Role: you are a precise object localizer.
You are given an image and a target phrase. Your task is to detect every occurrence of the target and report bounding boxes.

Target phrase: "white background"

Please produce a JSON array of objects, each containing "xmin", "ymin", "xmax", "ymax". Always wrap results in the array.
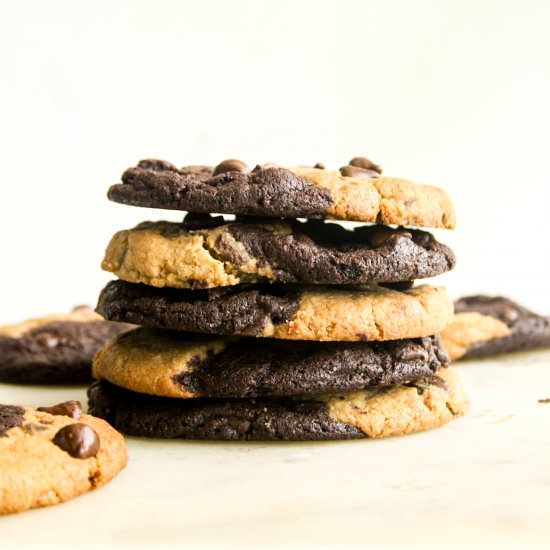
[{"xmin": 1, "ymin": 0, "xmax": 549, "ymax": 324}]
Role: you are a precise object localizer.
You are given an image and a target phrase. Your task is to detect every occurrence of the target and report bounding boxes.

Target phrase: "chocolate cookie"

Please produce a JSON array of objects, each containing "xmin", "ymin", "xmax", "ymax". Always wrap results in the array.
[
  {"xmin": 88, "ymin": 367, "xmax": 467, "ymax": 441},
  {"xmin": 0, "ymin": 307, "xmax": 133, "ymax": 384},
  {"xmin": 102, "ymin": 217, "xmax": 455, "ymax": 289},
  {"xmin": 93, "ymin": 327, "xmax": 450, "ymax": 398},
  {"xmin": 97, "ymin": 281, "xmax": 453, "ymax": 342},
  {"xmin": 0, "ymin": 400, "xmax": 127, "ymax": 514},
  {"xmin": 107, "ymin": 158, "xmax": 456, "ymax": 229},
  {"xmin": 442, "ymin": 296, "xmax": 550, "ymax": 360}
]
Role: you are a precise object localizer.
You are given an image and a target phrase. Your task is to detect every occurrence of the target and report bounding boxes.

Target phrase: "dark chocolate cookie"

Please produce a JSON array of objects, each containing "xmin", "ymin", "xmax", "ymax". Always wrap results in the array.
[
  {"xmin": 442, "ymin": 296, "xmax": 550, "ymax": 360},
  {"xmin": 87, "ymin": 367, "xmax": 467, "ymax": 441},
  {"xmin": 107, "ymin": 159, "xmax": 456, "ymax": 229},
  {"xmin": 93, "ymin": 327, "xmax": 450, "ymax": 398},
  {"xmin": 102, "ymin": 217, "xmax": 455, "ymax": 288},
  {"xmin": 0, "ymin": 307, "xmax": 134, "ymax": 384},
  {"xmin": 96, "ymin": 280, "xmax": 453, "ymax": 342}
]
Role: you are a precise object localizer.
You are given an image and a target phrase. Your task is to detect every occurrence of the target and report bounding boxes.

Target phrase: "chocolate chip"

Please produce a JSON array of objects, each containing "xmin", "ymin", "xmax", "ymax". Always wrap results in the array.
[
  {"xmin": 38, "ymin": 401, "xmax": 82, "ymax": 420},
  {"xmin": 369, "ymin": 226, "xmax": 412, "ymax": 248},
  {"xmin": 339, "ymin": 165, "xmax": 379, "ymax": 179},
  {"xmin": 349, "ymin": 156, "xmax": 382, "ymax": 174},
  {"xmin": 35, "ymin": 333, "xmax": 59, "ymax": 348},
  {"xmin": 501, "ymin": 305, "xmax": 520, "ymax": 325},
  {"xmin": 212, "ymin": 159, "xmax": 249, "ymax": 176},
  {"xmin": 182, "ymin": 165, "xmax": 210, "ymax": 174},
  {"xmin": 413, "ymin": 231, "xmax": 436, "ymax": 248},
  {"xmin": 182, "ymin": 213, "xmax": 226, "ymax": 230},
  {"xmin": 405, "ymin": 375, "xmax": 448, "ymax": 395},
  {"xmin": 138, "ymin": 159, "xmax": 178, "ymax": 172},
  {"xmin": 399, "ymin": 347, "xmax": 429, "ymax": 363},
  {"xmin": 52, "ymin": 423, "xmax": 100, "ymax": 459},
  {"xmin": 313, "ymin": 162, "xmax": 325, "ymax": 169}
]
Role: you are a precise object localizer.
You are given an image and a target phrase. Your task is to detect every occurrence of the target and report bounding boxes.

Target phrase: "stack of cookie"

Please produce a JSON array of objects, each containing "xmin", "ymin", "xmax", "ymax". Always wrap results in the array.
[{"xmin": 88, "ymin": 157, "xmax": 468, "ymax": 441}]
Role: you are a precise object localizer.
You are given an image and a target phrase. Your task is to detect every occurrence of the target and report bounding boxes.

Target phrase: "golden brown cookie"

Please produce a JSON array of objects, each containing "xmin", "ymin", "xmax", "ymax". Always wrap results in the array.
[
  {"xmin": 0, "ymin": 400, "xmax": 127, "ymax": 514},
  {"xmin": 101, "ymin": 218, "xmax": 455, "ymax": 289},
  {"xmin": 97, "ymin": 281, "xmax": 454, "ymax": 342},
  {"xmin": 107, "ymin": 158, "xmax": 456, "ymax": 229},
  {"xmin": 87, "ymin": 367, "xmax": 468, "ymax": 441}
]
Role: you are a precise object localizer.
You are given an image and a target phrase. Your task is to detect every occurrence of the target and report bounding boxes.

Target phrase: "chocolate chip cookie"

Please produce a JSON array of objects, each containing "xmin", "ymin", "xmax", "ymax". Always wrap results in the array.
[
  {"xmin": 0, "ymin": 400, "xmax": 127, "ymax": 514},
  {"xmin": 102, "ymin": 217, "xmax": 455, "ymax": 289},
  {"xmin": 442, "ymin": 295, "xmax": 550, "ymax": 360},
  {"xmin": 0, "ymin": 307, "xmax": 133, "ymax": 384},
  {"xmin": 93, "ymin": 327, "xmax": 450, "ymax": 398},
  {"xmin": 107, "ymin": 158, "xmax": 456, "ymax": 229},
  {"xmin": 87, "ymin": 367, "xmax": 467, "ymax": 441},
  {"xmin": 97, "ymin": 281, "xmax": 454, "ymax": 342}
]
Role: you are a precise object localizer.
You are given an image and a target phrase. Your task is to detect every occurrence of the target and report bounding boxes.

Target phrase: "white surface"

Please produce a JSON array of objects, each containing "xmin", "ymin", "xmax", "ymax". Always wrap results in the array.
[
  {"xmin": 1, "ymin": 351, "xmax": 549, "ymax": 549},
  {"xmin": 1, "ymin": 0, "xmax": 550, "ymax": 323}
]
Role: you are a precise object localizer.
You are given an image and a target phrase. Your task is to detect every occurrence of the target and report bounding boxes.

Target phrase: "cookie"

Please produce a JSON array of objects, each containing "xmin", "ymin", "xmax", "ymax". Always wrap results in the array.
[
  {"xmin": 442, "ymin": 296, "xmax": 550, "ymax": 360},
  {"xmin": 0, "ymin": 400, "xmax": 127, "ymax": 514},
  {"xmin": 93, "ymin": 327, "xmax": 450, "ymax": 398},
  {"xmin": 102, "ymin": 217, "xmax": 455, "ymax": 289},
  {"xmin": 97, "ymin": 281, "xmax": 454, "ymax": 342},
  {"xmin": 0, "ymin": 307, "xmax": 133, "ymax": 384},
  {"xmin": 107, "ymin": 158, "xmax": 456, "ymax": 229},
  {"xmin": 88, "ymin": 367, "xmax": 467, "ymax": 441}
]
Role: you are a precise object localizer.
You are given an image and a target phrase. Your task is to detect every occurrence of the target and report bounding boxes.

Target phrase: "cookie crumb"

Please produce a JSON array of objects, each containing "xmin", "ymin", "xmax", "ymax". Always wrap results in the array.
[{"xmin": 538, "ymin": 398, "xmax": 550, "ymax": 404}]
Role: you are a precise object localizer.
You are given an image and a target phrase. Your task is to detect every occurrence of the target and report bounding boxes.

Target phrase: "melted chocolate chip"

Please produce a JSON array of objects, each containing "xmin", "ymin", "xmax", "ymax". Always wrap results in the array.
[
  {"xmin": 38, "ymin": 401, "xmax": 82, "ymax": 419},
  {"xmin": 349, "ymin": 156, "xmax": 382, "ymax": 174},
  {"xmin": 339, "ymin": 165, "xmax": 380, "ymax": 179},
  {"xmin": 313, "ymin": 162, "xmax": 325, "ymax": 169},
  {"xmin": 52, "ymin": 423, "xmax": 100, "ymax": 459},
  {"xmin": 212, "ymin": 159, "xmax": 249, "ymax": 176}
]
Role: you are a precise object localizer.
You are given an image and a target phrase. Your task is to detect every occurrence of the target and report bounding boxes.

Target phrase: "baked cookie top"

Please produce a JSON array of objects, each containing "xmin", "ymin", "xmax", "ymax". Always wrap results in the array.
[
  {"xmin": 97, "ymin": 280, "xmax": 454, "ymax": 342},
  {"xmin": 0, "ymin": 306, "xmax": 133, "ymax": 384},
  {"xmin": 93, "ymin": 328, "xmax": 450, "ymax": 398},
  {"xmin": 107, "ymin": 157, "xmax": 456, "ymax": 229},
  {"xmin": 0, "ymin": 400, "xmax": 127, "ymax": 514},
  {"xmin": 442, "ymin": 295, "xmax": 550, "ymax": 360},
  {"xmin": 87, "ymin": 367, "xmax": 468, "ymax": 441}
]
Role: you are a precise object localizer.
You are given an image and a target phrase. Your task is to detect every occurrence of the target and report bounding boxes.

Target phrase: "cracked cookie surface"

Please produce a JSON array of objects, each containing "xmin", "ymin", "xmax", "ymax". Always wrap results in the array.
[
  {"xmin": 0, "ymin": 403, "xmax": 127, "ymax": 514},
  {"xmin": 102, "ymin": 218, "xmax": 455, "ymax": 289},
  {"xmin": 93, "ymin": 328, "xmax": 450, "ymax": 398},
  {"xmin": 442, "ymin": 296, "xmax": 550, "ymax": 360},
  {"xmin": 97, "ymin": 281, "xmax": 454, "ymax": 342},
  {"xmin": 108, "ymin": 160, "xmax": 456, "ymax": 229},
  {"xmin": 87, "ymin": 367, "xmax": 467, "ymax": 441},
  {"xmin": 0, "ymin": 307, "xmax": 134, "ymax": 384}
]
